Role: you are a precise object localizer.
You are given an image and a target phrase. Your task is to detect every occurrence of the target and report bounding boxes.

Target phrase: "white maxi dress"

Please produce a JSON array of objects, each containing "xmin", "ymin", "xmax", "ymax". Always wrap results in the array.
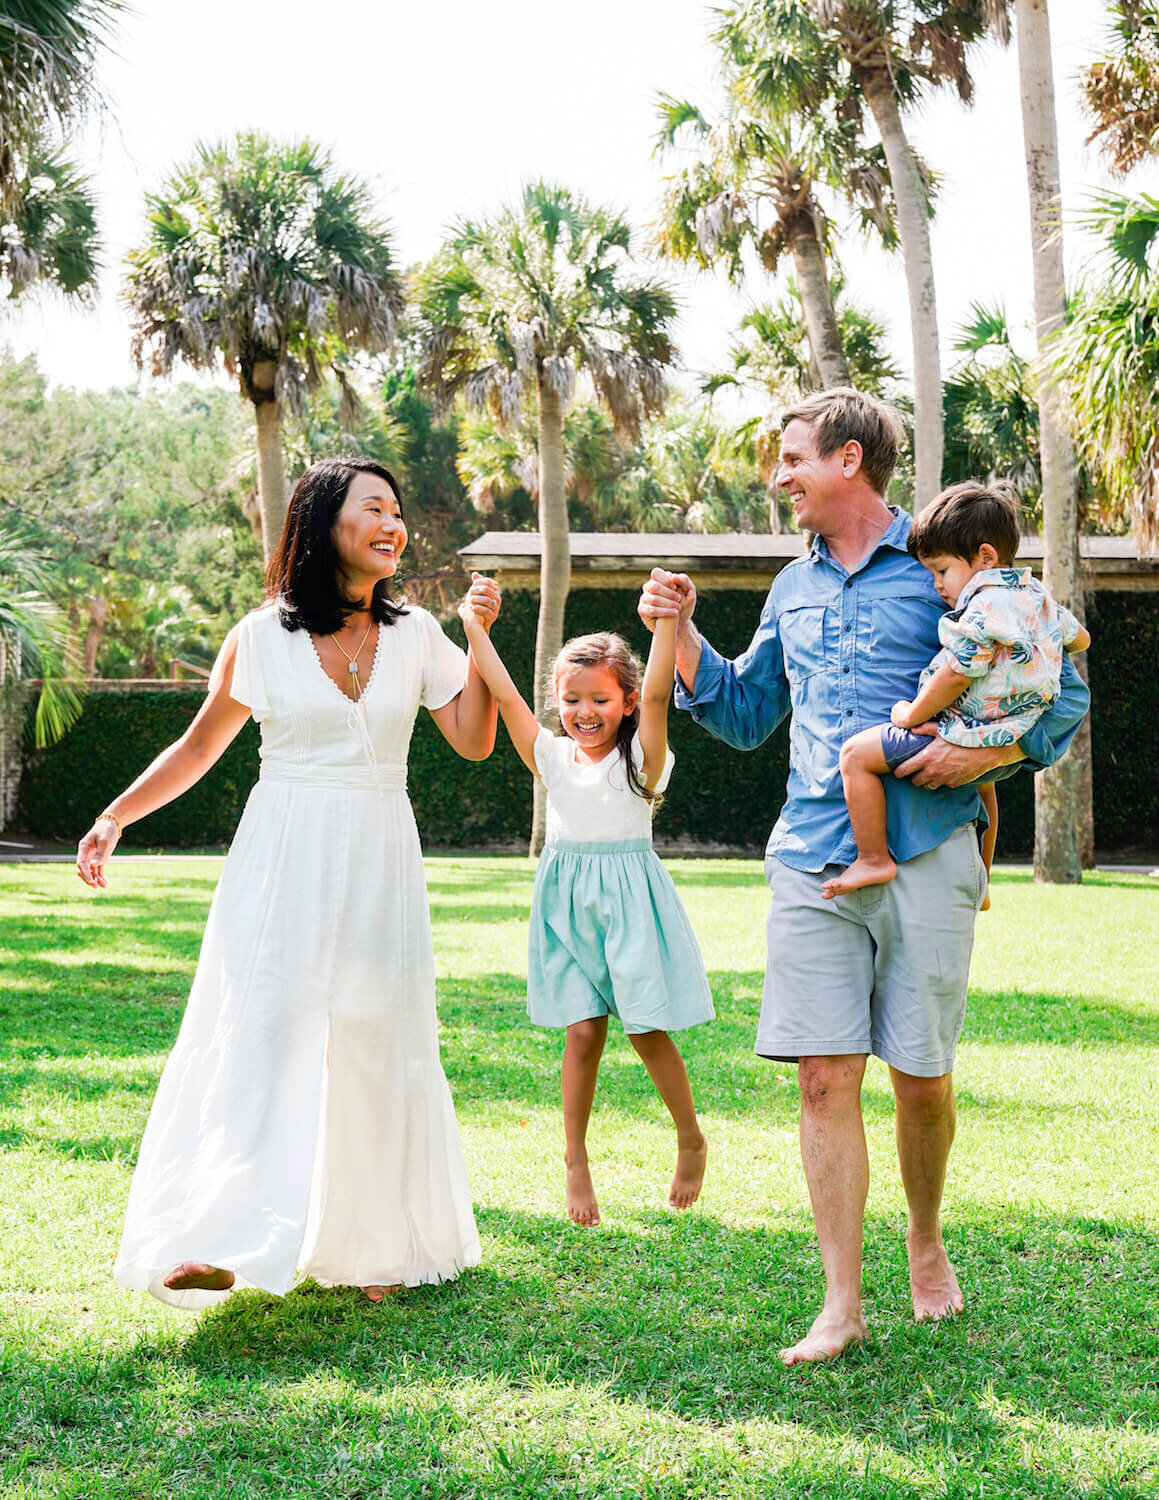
[{"xmin": 114, "ymin": 601, "xmax": 481, "ymax": 1309}]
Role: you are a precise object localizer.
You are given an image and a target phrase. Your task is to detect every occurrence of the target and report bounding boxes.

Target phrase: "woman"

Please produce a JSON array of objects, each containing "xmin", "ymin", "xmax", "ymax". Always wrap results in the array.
[{"xmin": 75, "ymin": 458, "xmax": 500, "ymax": 1309}]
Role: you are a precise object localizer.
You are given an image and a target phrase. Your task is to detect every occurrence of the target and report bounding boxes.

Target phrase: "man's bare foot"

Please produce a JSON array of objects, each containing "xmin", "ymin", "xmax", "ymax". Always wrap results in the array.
[
  {"xmin": 565, "ymin": 1157, "xmax": 600, "ymax": 1227},
  {"xmin": 163, "ymin": 1261, "xmax": 235, "ymax": 1292},
  {"xmin": 821, "ymin": 856, "xmax": 897, "ymax": 900},
  {"xmin": 669, "ymin": 1133, "xmax": 707, "ymax": 1209},
  {"xmin": 907, "ymin": 1229, "xmax": 964, "ymax": 1321},
  {"xmin": 780, "ymin": 1305, "xmax": 868, "ymax": 1366},
  {"xmin": 363, "ymin": 1284, "xmax": 403, "ymax": 1303}
]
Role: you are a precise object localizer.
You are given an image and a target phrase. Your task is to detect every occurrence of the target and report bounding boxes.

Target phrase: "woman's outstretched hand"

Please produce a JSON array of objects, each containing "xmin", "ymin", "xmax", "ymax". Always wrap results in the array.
[
  {"xmin": 76, "ymin": 818, "xmax": 119, "ymax": 889},
  {"xmin": 459, "ymin": 572, "xmax": 501, "ymax": 633}
]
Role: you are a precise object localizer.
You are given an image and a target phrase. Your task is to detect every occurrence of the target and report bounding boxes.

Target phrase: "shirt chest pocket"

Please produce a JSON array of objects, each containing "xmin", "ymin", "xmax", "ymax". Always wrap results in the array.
[
  {"xmin": 779, "ymin": 603, "xmax": 834, "ymax": 685},
  {"xmin": 868, "ymin": 588, "xmax": 943, "ymax": 677}
]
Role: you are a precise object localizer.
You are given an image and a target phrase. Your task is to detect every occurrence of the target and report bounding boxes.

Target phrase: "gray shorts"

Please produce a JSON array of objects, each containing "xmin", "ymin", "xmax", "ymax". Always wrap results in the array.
[{"xmin": 758, "ymin": 825, "xmax": 988, "ymax": 1078}]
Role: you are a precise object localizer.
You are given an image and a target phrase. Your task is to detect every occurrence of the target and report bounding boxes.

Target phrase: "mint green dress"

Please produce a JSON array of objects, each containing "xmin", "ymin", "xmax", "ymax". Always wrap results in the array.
[{"xmin": 527, "ymin": 728, "xmax": 715, "ymax": 1035}]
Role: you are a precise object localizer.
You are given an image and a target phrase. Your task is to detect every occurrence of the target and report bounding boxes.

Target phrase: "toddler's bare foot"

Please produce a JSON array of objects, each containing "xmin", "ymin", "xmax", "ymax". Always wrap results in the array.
[
  {"xmin": 363, "ymin": 1284, "xmax": 403, "ymax": 1303},
  {"xmin": 163, "ymin": 1261, "xmax": 235, "ymax": 1293},
  {"xmin": 565, "ymin": 1156, "xmax": 600, "ymax": 1227},
  {"xmin": 669, "ymin": 1133, "xmax": 707, "ymax": 1209},
  {"xmin": 908, "ymin": 1229, "xmax": 964, "ymax": 1321},
  {"xmin": 780, "ymin": 1305, "xmax": 868, "ymax": 1366},
  {"xmin": 821, "ymin": 856, "xmax": 897, "ymax": 900}
]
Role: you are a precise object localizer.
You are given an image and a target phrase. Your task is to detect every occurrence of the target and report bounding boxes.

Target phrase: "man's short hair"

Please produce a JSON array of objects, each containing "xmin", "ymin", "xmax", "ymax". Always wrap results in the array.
[
  {"xmin": 779, "ymin": 387, "xmax": 905, "ymax": 494},
  {"xmin": 907, "ymin": 481, "xmax": 1021, "ymax": 566}
]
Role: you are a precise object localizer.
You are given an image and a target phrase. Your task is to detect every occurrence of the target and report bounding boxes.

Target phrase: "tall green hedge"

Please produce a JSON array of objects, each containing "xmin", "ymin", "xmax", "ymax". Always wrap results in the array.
[{"xmin": 18, "ymin": 588, "xmax": 1157, "ymax": 855}]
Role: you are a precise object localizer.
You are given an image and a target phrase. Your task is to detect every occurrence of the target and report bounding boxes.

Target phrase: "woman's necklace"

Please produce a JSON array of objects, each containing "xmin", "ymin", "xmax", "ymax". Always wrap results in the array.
[{"xmin": 329, "ymin": 616, "xmax": 375, "ymax": 701}]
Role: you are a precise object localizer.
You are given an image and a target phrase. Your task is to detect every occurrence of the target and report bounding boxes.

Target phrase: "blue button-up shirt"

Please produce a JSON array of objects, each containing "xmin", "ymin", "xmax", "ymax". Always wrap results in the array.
[{"xmin": 674, "ymin": 508, "xmax": 1091, "ymax": 872}]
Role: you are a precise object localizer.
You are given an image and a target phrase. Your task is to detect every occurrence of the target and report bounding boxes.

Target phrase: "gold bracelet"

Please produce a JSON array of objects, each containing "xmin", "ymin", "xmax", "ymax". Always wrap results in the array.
[{"xmin": 96, "ymin": 810, "xmax": 123, "ymax": 839}]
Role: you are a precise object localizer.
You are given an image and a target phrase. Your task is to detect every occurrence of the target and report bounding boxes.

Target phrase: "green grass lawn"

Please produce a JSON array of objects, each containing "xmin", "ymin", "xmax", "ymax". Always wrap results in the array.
[{"xmin": 1, "ymin": 859, "xmax": 1157, "ymax": 1499}]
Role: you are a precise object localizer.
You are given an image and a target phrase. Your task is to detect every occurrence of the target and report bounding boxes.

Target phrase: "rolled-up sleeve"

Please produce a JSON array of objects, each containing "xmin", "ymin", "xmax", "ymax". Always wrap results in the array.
[{"xmin": 673, "ymin": 592, "xmax": 791, "ymax": 751}]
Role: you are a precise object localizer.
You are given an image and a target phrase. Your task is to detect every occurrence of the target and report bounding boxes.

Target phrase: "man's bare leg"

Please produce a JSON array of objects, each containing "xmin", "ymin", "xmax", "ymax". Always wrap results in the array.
[
  {"xmin": 628, "ymin": 1030, "xmax": 707, "ymax": 1209},
  {"xmin": 561, "ymin": 1016, "xmax": 608, "ymax": 1227},
  {"xmin": 822, "ymin": 732, "xmax": 898, "ymax": 899},
  {"xmin": 891, "ymin": 1067, "xmax": 963, "ymax": 1320},
  {"xmin": 163, "ymin": 1262, "xmax": 235, "ymax": 1292},
  {"xmin": 781, "ymin": 1054, "xmax": 871, "ymax": 1366}
]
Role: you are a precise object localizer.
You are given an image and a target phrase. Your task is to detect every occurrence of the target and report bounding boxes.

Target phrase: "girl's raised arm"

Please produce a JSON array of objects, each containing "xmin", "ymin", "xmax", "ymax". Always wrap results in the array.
[
  {"xmin": 456, "ymin": 575, "xmax": 541, "ymax": 778},
  {"xmin": 637, "ymin": 612, "xmax": 676, "ymax": 790}
]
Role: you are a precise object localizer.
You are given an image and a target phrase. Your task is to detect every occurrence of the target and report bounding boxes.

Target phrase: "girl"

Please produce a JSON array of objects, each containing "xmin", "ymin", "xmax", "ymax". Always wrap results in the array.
[{"xmin": 459, "ymin": 581, "xmax": 713, "ymax": 1227}]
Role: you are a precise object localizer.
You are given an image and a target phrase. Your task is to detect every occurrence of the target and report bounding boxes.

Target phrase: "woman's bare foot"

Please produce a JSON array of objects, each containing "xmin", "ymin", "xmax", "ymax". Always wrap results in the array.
[
  {"xmin": 565, "ymin": 1156, "xmax": 600, "ymax": 1227},
  {"xmin": 980, "ymin": 885, "xmax": 992, "ymax": 911},
  {"xmin": 907, "ymin": 1229, "xmax": 964, "ymax": 1321},
  {"xmin": 821, "ymin": 856, "xmax": 897, "ymax": 900},
  {"xmin": 363, "ymin": 1284, "xmax": 403, "ymax": 1303},
  {"xmin": 668, "ymin": 1133, "xmax": 707, "ymax": 1209},
  {"xmin": 780, "ymin": 1305, "xmax": 868, "ymax": 1366},
  {"xmin": 163, "ymin": 1261, "xmax": 235, "ymax": 1293}
]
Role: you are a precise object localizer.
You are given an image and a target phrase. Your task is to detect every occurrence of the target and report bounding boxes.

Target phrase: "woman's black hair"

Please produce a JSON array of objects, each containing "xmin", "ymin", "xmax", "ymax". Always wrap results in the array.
[{"xmin": 265, "ymin": 457, "xmax": 409, "ymax": 634}]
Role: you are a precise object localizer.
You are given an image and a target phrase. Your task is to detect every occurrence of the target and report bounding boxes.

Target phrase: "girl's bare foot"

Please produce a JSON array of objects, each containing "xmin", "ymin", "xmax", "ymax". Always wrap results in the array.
[
  {"xmin": 363, "ymin": 1284, "xmax": 403, "ymax": 1303},
  {"xmin": 162, "ymin": 1261, "xmax": 235, "ymax": 1293},
  {"xmin": 669, "ymin": 1133, "xmax": 707, "ymax": 1209},
  {"xmin": 821, "ymin": 856, "xmax": 897, "ymax": 900},
  {"xmin": 565, "ymin": 1156, "xmax": 600, "ymax": 1227},
  {"xmin": 780, "ymin": 1305, "xmax": 868, "ymax": 1366}
]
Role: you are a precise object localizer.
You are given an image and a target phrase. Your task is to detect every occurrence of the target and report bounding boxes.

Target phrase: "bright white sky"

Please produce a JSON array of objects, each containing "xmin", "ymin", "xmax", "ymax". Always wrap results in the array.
[{"xmin": 4, "ymin": 0, "xmax": 1155, "ymax": 399}]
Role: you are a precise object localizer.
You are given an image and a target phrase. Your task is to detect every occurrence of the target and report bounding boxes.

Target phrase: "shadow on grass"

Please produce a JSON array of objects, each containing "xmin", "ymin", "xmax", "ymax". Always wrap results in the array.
[{"xmin": 4, "ymin": 1209, "xmax": 1157, "ymax": 1497}]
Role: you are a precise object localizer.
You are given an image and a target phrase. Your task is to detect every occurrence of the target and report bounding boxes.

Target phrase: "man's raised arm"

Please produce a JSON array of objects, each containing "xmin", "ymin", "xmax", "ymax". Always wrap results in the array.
[{"xmin": 637, "ymin": 567, "xmax": 791, "ymax": 751}]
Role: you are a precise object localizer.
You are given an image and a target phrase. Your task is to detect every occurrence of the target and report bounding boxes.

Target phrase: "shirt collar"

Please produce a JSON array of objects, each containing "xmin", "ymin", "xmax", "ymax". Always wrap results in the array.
[{"xmin": 955, "ymin": 565, "xmax": 1034, "ymax": 607}]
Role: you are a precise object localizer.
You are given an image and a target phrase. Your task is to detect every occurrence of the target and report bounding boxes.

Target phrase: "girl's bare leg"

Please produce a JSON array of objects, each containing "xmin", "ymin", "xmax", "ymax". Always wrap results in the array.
[
  {"xmin": 822, "ymin": 729, "xmax": 898, "ymax": 898},
  {"xmin": 628, "ymin": 1030, "xmax": 708, "ymax": 1209},
  {"xmin": 978, "ymin": 782, "xmax": 998, "ymax": 910},
  {"xmin": 561, "ymin": 1017, "xmax": 608, "ymax": 1226}
]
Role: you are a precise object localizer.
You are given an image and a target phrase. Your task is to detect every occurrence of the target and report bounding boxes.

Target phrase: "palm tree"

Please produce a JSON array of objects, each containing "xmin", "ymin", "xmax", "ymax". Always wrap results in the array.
[
  {"xmin": 738, "ymin": 0, "xmax": 1007, "ymax": 506},
  {"xmin": 1052, "ymin": 193, "xmax": 1159, "ymax": 553},
  {"xmin": 655, "ymin": 5, "xmax": 895, "ymax": 395},
  {"xmin": 1014, "ymin": 0, "xmax": 1086, "ymax": 885},
  {"xmin": 416, "ymin": 183, "xmax": 679, "ymax": 850},
  {"xmin": 1080, "ymin": 0, "xmax": 1159, "ymax": 178},
  {"xmin": 124, "ymin": 133, "xmax": 404, "ymax": 562},
  {"xmin": 705, "ymin": 275, "xmax": 901, "ymax": 525},
  {"xmin": 0, "ymin": 513, "xmax": 82, "ymax": 829},
  {"xmin": 1, "ymin": 139, "xmax": 97, "ymax": 300},
  {"xmin": 942, "ymin": 303, "xmax": 1040, "ymax": 504},
  {"xmin": 0, "ymin": 0, "xmax": 120, "ymax": 211}
]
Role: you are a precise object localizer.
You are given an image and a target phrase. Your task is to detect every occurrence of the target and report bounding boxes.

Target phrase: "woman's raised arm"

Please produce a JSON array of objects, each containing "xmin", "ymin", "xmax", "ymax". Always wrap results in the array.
[{"xmin": 75, "ymin": 627, "xmax": 254, "ymax": 888}]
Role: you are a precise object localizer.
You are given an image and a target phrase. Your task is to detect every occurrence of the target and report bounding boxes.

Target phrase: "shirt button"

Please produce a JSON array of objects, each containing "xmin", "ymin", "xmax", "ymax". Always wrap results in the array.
[
  {"xmin": 846, "ymin": 709, "xmax": 853, "ymax": 717},
  {"xmin": 842, "ymin": 667, "xmax": 850, "ymax": 674},
  {"xmin": 845, "ymin": 579, "xmax": 853, "ymax": 588},
  {"xmin": 844, "ymin": 623, "xmax": 851, "ymax": 632}
]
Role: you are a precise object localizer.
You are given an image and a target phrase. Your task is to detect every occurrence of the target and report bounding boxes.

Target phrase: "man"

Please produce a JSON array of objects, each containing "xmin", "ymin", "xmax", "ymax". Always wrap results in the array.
[{"xmin": 638, "ymin": 389, "xmax": 1089, "ymax": 1366}]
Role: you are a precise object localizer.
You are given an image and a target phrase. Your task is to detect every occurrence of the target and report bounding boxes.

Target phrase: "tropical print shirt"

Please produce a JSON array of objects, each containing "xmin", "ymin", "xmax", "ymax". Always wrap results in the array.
[{"xmin": 922, "ymin": 567, "xmax": 1083, "ymax": 748}]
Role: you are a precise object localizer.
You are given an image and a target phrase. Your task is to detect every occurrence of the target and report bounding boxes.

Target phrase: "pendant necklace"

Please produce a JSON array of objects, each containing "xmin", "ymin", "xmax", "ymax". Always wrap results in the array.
[{"xmin": 329, "ymin": 616, "xmax": 375, "ymax": 701}]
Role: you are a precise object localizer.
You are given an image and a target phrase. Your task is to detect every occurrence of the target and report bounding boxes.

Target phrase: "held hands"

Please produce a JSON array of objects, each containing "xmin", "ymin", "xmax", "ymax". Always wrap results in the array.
[
  {"xmin": 76, "ymin": 817, "xmax": 119, "ymax": 889},
  {"xmin": 638, "ymin": 568, "xmax": 696, "ymax": 635},
  {"xmin": 458, "ymin": 572, "xmax": 501, "ymax": 635}
]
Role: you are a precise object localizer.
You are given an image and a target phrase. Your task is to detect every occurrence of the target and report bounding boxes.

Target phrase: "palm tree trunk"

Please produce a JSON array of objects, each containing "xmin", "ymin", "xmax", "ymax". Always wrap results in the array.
[
  {"xmin": 1017, "ymin": 0, "xmax": 1086, "ymax": 884},
  {"xmin": 251, "ymin": 360, "xmax": 288, "ymax": 566},
  {"xmin": 529, "ymin": 372, "xmax": 571, "ymax": 856},
  {"xmin": 83, "ymin": 595, "xmax": 108, "ymax": 677},
  {"xmin": 785, "ymin": 217, "xmax": 851, "ymax": 388},
  {"xmin": 857, "ymin": 67, "xmax": 944, "ymax": 508}
]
